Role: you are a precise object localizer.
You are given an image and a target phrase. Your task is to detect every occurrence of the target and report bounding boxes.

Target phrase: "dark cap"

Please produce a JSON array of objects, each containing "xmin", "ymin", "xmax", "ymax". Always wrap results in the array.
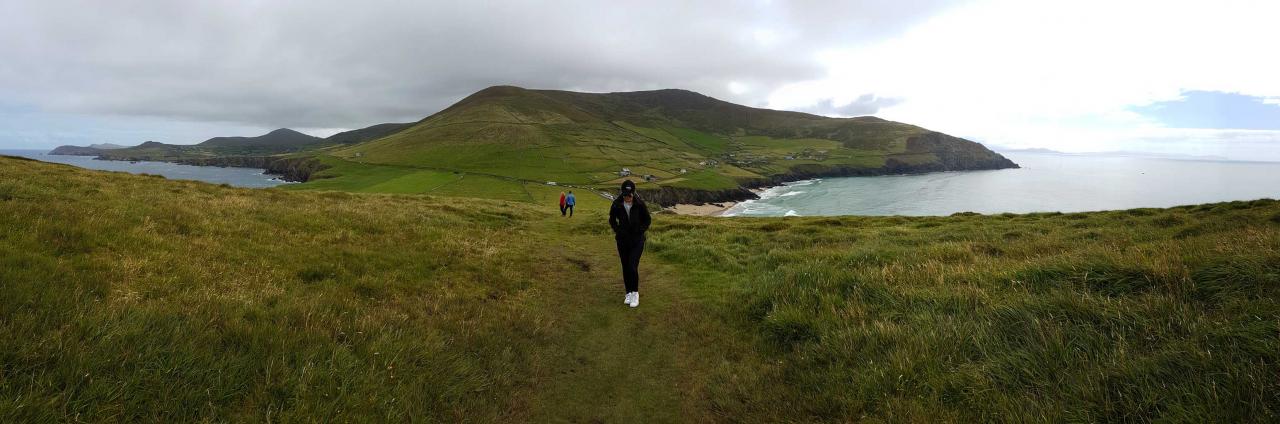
[{"xmin": 620, "ymin": 179, "xmax": 636, "ymax": 197}]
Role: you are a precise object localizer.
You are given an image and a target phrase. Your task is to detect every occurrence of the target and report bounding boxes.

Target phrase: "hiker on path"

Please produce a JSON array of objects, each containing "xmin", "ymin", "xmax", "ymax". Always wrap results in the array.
[
  {"xmin": 609, "ymin": 180, "xmax": 650, "ymax": 308},
  {"xmin": 565, "ymin": 191, "xmax": 576, "ymax": 217},
  {"xmin": 559, "ymin": 191, "xmax": 567, "ymax": 216}
]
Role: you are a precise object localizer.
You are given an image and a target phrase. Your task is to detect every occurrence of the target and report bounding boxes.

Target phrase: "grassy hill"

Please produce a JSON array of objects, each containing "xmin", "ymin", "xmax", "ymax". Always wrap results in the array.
[
  {"xmin": 3, "ymin": 155, "xmax": 1277, "ymax": 422},
  {"xmin": 48, "ymin": 143, "xmax": 127, "ymax": 156},
  {"xmin": 98, "ymin": 128, "xmax": 327, "ymax": 162},
  {"xmin": 295, "ymin": 86, "xmax": 1015, "ymax": 204},
  {"xmin": 197, "ymin": 128, "xmax": 320, "ymax": 149},
  {"xmin": 323, "ymin": 122, "xmax": 414, "ymax": 145}
]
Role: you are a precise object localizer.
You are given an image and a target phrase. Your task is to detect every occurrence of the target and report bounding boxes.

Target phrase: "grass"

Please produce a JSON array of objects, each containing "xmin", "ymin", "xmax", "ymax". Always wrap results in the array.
[
  {"xmin": 2, "ymin": 155, "xmax": 1278, "ymax": 422},
  {"xmin": 648, "ymin": 206, "xmax": 1280, "ymax": 421},
  {"xmin": 289, "ymin": 157, "xmax": 616, "ymax": 208}
]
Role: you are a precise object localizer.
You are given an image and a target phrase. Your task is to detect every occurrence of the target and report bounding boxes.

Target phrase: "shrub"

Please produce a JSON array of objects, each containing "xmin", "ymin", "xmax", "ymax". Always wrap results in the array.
[{"xmin": 763, "ymin": 307, "xmax": 820, "ymax": 350}]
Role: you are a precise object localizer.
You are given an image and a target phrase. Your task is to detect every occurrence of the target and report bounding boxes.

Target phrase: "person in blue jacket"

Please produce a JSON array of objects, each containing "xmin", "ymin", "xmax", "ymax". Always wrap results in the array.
[{"xmin": 565, "ymin": 191, "xmax": 576, "ymax": 217}]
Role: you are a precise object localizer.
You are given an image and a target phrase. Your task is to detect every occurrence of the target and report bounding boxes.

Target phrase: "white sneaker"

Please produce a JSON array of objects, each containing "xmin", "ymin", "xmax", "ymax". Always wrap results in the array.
[
  {"xmin": 629, "ymin": 292, "xmax": 639, "ymax": 308},
  {"xmin": 624, "ymin": 292, "xmax": 632, "ymax": 304}
]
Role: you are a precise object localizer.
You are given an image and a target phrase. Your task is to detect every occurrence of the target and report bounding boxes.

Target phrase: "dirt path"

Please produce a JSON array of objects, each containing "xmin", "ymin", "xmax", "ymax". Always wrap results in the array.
[{"xmin": 517, "ymin": 214, "xmax": 725, "ymax": 422}]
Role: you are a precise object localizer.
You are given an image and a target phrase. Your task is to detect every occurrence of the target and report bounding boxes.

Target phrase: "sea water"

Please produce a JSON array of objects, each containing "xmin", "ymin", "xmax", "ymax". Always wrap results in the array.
[
  {"xmin": 724, "ymin": 152, "xmax": 1280, "ymax": 217},
  {"xmin": 1, "ymin": 149, "xmax": 289, "ymax": 188}
]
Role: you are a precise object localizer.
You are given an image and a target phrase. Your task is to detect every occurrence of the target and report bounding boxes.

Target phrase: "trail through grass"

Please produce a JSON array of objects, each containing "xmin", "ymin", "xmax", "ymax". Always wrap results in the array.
[{"xmin": 518, "ymin": 216, "xmax": 725, "ymax": 422}]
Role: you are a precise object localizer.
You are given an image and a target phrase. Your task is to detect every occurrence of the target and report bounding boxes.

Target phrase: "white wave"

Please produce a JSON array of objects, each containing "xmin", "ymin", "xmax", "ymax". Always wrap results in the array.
[
  {"xmin": 756, "ymin": 187, "xmax": 788, "ymax": 200},
  {"xmin": 784, "ymin": 179, "xmax": 819, "ymax": 187},
  {"xmin": 778, "ymin": 190, "xmax": 806, "ymax": 197},
  {"xmin": 720, "ymin": 201, "xmax": 749, "ymax": 217}
]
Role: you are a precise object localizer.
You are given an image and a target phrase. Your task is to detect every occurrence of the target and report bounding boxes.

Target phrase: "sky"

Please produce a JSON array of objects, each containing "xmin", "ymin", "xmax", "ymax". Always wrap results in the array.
[{"xmin": 1, "ymin": 0, "xmax": 1278, "ymax": 160}]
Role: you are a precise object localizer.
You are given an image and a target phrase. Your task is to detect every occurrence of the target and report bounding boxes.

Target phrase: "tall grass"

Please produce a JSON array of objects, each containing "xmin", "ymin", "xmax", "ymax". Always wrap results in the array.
[
  {"xmin": 648, "ymin": 202, "xmax": 1280, "ymax": 421},
  {"xmin": 0, "ymin": 158, "xmax": 569, "ymax": 421},
  {"xmin": 3, "ymin": 156, "xmax": 1278, "ymax": 421}
]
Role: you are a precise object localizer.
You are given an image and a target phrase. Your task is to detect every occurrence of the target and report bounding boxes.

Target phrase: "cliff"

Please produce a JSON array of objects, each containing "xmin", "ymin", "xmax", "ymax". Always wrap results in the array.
[{"xmin": 176, "ymin": 156, "xmax": 330, "ymax": 182}]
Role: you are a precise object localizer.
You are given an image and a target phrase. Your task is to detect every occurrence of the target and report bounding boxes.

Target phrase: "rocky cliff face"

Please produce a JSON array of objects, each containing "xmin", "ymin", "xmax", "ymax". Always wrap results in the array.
[
  {"xmin": 176, "ymin": 156, "xmax": 330, "ymax": 182},
  {"xmin": 903, "ymin": 132, "xmax": 1019, "ymax": 170},
  {"xmin": 668, "ymin": 136, "xmax": 1019, "ymax": 205},
  {"xmin": 638, "ymin": 186, "xmax": 759, "ymax": 207}
]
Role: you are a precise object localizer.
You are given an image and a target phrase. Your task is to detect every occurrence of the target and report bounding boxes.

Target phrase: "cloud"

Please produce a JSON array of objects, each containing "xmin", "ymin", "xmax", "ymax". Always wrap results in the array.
[
  {"xmin": 0, "ymin": 0, "xmax": 958, "ymax": 138},
  {"xmin": 766, "ymin": 0, "xmax": 1280, "ymax": 157},
  {"xmin": 3, "ymin": 0, "xmax": 1277, "ymax": 157},
  {"xmin": 797, "ymin": 94, "xmax": 902, "ymax": 116},
  {"xmin": 1133, "ymin": 91, "xmax": 1280, "ymax": 130}
]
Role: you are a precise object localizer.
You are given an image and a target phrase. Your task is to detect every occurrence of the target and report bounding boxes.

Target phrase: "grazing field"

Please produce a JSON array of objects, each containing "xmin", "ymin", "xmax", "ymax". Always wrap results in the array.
[{"xmin": 2, "ymin": 156, "xmax": 1277, "ymax": 422}]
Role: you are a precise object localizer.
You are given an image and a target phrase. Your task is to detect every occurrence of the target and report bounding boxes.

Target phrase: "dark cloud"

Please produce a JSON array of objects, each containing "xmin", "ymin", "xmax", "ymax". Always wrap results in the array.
[{"xmin": 0, "ymin": 0, "xmax": 961, "ymax": 131}]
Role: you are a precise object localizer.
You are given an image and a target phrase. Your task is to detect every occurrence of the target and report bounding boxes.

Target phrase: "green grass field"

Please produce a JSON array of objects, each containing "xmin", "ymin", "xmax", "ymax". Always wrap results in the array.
[{"xmin": 3, "ymin": 156, "xmax": 1278, "ymax": 422}]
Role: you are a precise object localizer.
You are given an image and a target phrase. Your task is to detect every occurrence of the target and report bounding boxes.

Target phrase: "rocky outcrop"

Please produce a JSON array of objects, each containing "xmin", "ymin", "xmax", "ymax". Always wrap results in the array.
[
  {"xmin": 176, "ymin": 156, "xmax": 330, "ymax": 182},
  {"xmin": 903, "ymin": 132, "xmax": 1019, "ymax": 170},
  {"xmin": 666, "ymin": 137, "xmax": 1019, "ymax": 205},
  {"xmin": 49, "ymin": 145, "xmax": 106, "ymax": 156},
  {"xmin": 742, "ymin": 159, "xmax": 1015, "ymax": 192},
  {"xmin": 50, "ymin": 143, "xmax": 128, "ymax": 155},
  {"xmin": 638, "ymin": 186, "xmax": 758, "ymax": 207}
]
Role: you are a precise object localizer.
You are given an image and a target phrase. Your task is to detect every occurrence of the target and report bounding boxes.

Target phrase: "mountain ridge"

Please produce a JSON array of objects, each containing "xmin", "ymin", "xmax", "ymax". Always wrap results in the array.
[
  {"xmin": 321, "ymin": 85, "xmax": 1017, "ymax": 205},
  {"xmin": 95, "ymin": 128, "xmax": 325, "ymax": 161}
]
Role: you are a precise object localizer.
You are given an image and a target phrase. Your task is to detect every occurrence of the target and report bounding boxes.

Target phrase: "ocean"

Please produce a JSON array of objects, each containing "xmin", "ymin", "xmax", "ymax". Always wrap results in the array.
[
  {"xmin": 724, "ymin": 152, "xmax": 1280, "ymax": 216},
  {"xmin": 0, "ymin": 149, "xmax": 289, "ymax": 189}
]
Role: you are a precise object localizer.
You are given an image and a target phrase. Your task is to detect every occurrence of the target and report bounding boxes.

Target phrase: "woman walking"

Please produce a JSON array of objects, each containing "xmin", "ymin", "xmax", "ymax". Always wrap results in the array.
[
  {"xmin": 608, "ymin": 180, "xmax": 650, "ymax": 308},
  {"xmin": 559, "ymin": 191, "xmax": 567, "ymax": 216}
]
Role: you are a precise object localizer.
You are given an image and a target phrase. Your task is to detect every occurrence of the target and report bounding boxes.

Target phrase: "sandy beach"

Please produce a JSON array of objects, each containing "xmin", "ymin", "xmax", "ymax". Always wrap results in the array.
[{"xmin": 666, "ymin": 201, "xmax": 736, "ymax": 216}]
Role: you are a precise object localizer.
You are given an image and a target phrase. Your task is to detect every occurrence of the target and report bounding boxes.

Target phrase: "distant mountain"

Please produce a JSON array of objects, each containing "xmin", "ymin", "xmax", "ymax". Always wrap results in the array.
[
  {"xmin": 99, "ymin": 129, "xmax": 325, "ymax": 161},
  {"xmin": 49, "ymin": 145, "xmax": 107, "ymax": 156},
  {"xmin": 324, "ymin": 123, "xmax": 414, "ymax": 144},
  {"xmin": 49, "ymin": 142, "xmax": 129, "ymax": 155},
  {"xmin": 333, "ymin": 85, "xmax": 1017, "ymax": 204},
  {"xmin": 993, "ymin": 147, "xmax": 1061, "ymax": 154},
  {"xmin": 198, "ymin": 128, "xmax": 321, "ymax": 148},
  {"xmin": 996, "ymin": 146, "xmax": 1234, "ymax": 162}
]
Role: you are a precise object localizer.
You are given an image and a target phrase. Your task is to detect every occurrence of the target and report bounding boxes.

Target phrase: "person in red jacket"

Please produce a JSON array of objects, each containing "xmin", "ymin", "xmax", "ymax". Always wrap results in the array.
[{"xmin": 559, "ymin": 191, "xmax": 567, "ymax": 216}]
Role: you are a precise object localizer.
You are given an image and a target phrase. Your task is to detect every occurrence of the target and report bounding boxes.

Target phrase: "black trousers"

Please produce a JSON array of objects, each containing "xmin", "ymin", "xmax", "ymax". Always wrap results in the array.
[
  {"xmin": 616, "ymin": 236, "xmax": 645, "ymax": 293},
  {"xmin": 566, "ymin": 204, "xmax": 574, "ymax": 216}
]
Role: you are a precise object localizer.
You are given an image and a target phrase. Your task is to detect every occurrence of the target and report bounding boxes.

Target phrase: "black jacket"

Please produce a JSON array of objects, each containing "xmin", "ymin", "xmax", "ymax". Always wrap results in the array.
[{"xmin": 609, "ymin": 196, "xmax": 651, "ymax": 240}]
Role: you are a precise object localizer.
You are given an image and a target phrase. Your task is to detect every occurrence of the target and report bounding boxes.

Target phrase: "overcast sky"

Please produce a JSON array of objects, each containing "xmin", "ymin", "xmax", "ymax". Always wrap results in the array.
[{"xmin": 2, "ymin": 0, "xmax": 1278, "ymax": 160}]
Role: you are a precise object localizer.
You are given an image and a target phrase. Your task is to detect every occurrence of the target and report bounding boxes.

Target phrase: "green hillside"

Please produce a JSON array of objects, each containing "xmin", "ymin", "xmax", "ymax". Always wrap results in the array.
[
  {"xmin": 299, "ymin": 86, "xmax": 1014, "ymax": 203},
  {"xmin": 3, "ymin": 156, "xmax": 1277, "ymax": 422},
  {"xmin": 197, "ymin": 128, "xmax": 320, "ymax": 148},
  {"xmin": 323, "ymin": 122, "xmax": 414, "ymax": 145},
  {"xmin": 99, "ymin": 128, "xmax": 327, "ymax": 161}
]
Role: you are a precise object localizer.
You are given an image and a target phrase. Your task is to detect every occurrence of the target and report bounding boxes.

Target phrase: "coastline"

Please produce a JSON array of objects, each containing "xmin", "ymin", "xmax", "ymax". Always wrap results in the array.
[
  {"xmin": 651, "ymin": 157, "xmax": 1021, "ymax": 208},
  {"xmin": 666, "ymin": 201, "xmax": 738, "ymax": 216},
  {"xmin": 667, "ymin": 187, "xmax": 764, "ymax": 216}
]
